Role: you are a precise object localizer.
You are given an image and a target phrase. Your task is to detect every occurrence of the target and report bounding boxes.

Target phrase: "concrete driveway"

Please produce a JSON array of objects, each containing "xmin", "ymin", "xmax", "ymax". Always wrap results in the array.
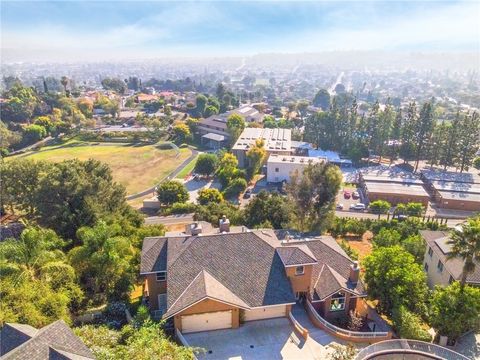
[{"xmin": 184, "ymin": 316, "xmax": 342, "ymax": 360}]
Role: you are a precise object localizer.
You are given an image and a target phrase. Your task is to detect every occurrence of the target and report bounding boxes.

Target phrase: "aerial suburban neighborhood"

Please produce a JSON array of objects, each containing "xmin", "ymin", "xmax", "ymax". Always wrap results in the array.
[{"xmin": 1, "ymin": 1, "xmax": 480, "ymax": 360}]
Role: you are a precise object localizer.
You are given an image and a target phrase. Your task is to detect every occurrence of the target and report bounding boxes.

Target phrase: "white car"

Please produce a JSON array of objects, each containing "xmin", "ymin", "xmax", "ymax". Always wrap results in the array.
[
  {"xmin": 350, "ymin": 203, "xmax": 366, "ymax": 211},
  {"xmin": 336, "ymin": 203, "xmax": 344, "ymax": 210}
]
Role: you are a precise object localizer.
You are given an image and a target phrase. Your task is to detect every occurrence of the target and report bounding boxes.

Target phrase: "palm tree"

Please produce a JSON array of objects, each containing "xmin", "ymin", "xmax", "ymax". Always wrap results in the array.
[
  {"xmin": 447, "ymin": 217, "xmax": 480, "ymax": 290},
  {"xmin": 60, "ymin": 76, "xmax": 69, "ymax": 93},
  {"xmin": 0, "ymin": 227, "xmax": 75, "ymax": 286}
]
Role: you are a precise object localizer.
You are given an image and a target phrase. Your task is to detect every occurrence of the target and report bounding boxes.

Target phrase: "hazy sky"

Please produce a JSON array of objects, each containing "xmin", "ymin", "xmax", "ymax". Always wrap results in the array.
[{"xmin": 1, "ymin": 1, "xmax": 479, "ymax": 62}]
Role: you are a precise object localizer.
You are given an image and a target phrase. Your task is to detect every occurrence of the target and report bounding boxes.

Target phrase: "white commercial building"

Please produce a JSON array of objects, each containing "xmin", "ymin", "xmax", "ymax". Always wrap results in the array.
[{"xmin": 266, "ymin": 154, "xmax": 325, "ymax": 183}]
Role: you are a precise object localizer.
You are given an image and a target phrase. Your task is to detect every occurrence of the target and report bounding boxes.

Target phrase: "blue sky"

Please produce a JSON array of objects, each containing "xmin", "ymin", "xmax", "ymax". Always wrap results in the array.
[{"xmin": 1, "ymin": 1, "xmax": 479, "ymax": 62}]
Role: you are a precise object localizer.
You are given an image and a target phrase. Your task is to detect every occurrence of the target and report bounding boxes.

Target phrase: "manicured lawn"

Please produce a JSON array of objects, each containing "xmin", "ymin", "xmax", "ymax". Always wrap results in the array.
[
  {"xmin": 10, "ymin": 139, "xmax": 192, "ymax": 195},
  {"xmin": 175, "ymin": 154, "xmax": 198, "ymax": 179}
]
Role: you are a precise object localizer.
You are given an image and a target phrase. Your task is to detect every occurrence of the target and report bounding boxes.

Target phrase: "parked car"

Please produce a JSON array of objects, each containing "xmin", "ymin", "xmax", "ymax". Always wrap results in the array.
[
  {"xmin": 352, "ymin": 191, "xmax": 360, "ymax": 200},
  {"xmin": 336, "ymin": 203, "xmax": 344, "ymax": 210},
  {"xmin": 243, "ymin": 189, "xmax": 252, "ymax": 199},
  {"xmin": 344, "ymin": 190, "xmax": 351, "ymax": 199},
  {"xmin": 350, "ymin": 203, "xmax": 366, "ymax": 211},
  {"xmin": 396, "ymin": 214, "xmax": 409, "ymax": 221}
]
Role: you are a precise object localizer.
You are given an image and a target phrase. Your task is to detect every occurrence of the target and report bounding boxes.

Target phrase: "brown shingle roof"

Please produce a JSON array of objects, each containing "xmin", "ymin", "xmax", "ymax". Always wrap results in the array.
[
  {"xmin": 164, "ymin": 270, "xmax": 249, "ymax": 318},
  {"xmin": 0, "ymin": 320, "xmax": 94, "ymax": 360},
  {"xmin": 276, "ymin": 246, "xmax": 317, "ymax": 266}
]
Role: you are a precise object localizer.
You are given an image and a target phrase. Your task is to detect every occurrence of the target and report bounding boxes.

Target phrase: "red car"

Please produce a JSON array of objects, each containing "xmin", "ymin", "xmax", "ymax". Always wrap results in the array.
[{"xmin": 344, "ymin": 190, "xmax": 351, "ymax": 199}]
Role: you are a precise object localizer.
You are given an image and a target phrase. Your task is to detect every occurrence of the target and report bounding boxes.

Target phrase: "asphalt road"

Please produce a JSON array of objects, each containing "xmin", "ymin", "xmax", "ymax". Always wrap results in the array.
[{"xmin": 145, "ymin": 211, "xmax": 465, "ymax": 228}]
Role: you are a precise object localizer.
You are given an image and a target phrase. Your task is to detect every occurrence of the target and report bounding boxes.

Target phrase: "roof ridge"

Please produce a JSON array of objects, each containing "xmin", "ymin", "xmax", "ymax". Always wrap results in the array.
[
  {"xmin": 318, "ymin": 237, "xmax": 354, "ymax": 262},
  {"xmin": 165, "ymin": 270, "xmax": 206, "ymax": 314}
]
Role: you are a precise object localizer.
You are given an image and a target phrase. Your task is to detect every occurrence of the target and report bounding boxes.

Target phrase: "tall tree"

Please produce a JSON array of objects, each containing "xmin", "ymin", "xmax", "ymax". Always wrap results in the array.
[
  {"xmin": 246, "ymin": 138, "xmax": 267, "ymax": 179},
  {"xmin": 226, "ymin": 113, "xmax": 245, "ymax": 146},
  {"xmin": 413, "ymin": 102, "xmax": 435, "ymax": 171},
  {"xmin": 312, "ymin": 89, "xmax": 330, "ymax": 110},
  {"xmin": 457, "ymin": 111, "xmax": 480, "ymax": 172}
]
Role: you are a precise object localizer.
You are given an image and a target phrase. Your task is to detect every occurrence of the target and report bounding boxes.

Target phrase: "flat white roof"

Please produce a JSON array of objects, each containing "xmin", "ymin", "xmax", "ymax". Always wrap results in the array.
[
  {"xmin": 232, "ymin": 128, "xmax": 292, "ymax": 151},
  {"xmin": 267, "ymin": 154, "xmax": 325, "ymax": 165},
  {"xmin": 365, "ymin": 182, "xmax": 429, "ymax": 197}
]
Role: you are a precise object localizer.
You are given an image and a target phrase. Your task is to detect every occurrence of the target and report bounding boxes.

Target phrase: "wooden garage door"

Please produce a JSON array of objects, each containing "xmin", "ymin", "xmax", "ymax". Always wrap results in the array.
[
  {"xmin": 181, "ymin": 310, "xmax": 232, "ymax": 333},
  {"xmin": 244, "ymin": 305, "xmax": 286, "ymax": 322}
]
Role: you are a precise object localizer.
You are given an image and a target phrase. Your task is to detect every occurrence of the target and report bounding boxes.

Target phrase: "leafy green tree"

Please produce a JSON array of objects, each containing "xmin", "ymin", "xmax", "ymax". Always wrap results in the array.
[
  {"xmin": 157, "ymin": 180, "xmax": 189, "ymax": 206},
  {"xmin": 204, "ymin": 105, "xmax": 218, "ymax": 117},
  {"xmin": 23, "ymin": 124, "xmax": 47, "ymax": 143},
  {"xmin": 364, "ymin": 246, "xmax": 428, "ymax": 316},
  {"xmin": 197, "ymin": 188, "xmax": 223, "ymax": 206},
  {"xmin": 263, "ymin": 115, "xmax": 277, "ymax": 128},
  {"xmin": 372, "ymin": 228, "xmax": 402, "ymax": 248},
  {"xmin": 313, "ymin": 89, "xmax": 330, "ymax": 110},
  {"xmin": 0, "ymin": 121, "xmax": 21, "ymax": 151},
  {"xmin": 405, "ymin": 202, "xmax": 425, "ymax": 217},
  {"xmin": 246, "ymin": 139, "xmax": 266, "ymax": 179},
  {"xmin": 369, "ymin": 200, "xmax": 391, "ymax": 214},
  {"xmin": 243, "ymin": 190, "xmax": 293, "ymax": 229},
  {"xmin": 0, "ymin": 276, "xmax": 72, "ymax": 328},
  {"xmin": 344, "ymin": 219, "xmax": 367, "ymax": 237},
  {"xmin": 456, "ymin": 111, "xmax": 480, "ymax": 172},
  {"xmin": 194, "ymin": 153, "xmax": 218, "ymax": 176},
  {"xmin": 101, "ymin": 77, "xmax": 126, "ymax": 94},
  {"xmin": 473, "ymin": 157, "xmax": 480, "ymax": 170},
  {"xmin": 447, "ymin": 217, "xmax": 480, "ymax": 290},
  {"xmin": 402, "ymin": 234, "xmax": 426, "ymax": 264},
  {"xmin": 223, "ymin": 177, "xmax": 247, "ymax": 198},
  {"xmin": 69, "ymin": 221, "xmax": 136, "ymax": 302},
  {"xmin": 392, "ymin": 305, "xmax": 431, "ymax": 341},
  {"xmin": 1, "ymin": 83, "xmax": 39, "ymax": 122},
  {"xmin": 172, "ymin": 123, "xmax": 191, "ymax": 143},
  {"xmin": 216, "ymin": 152, "xmax": 241, "ymax": 187},
  {"xmin": 194, "ymin": 201, "xmax": 244, "ymax": 226},
  {"xmin": 33, "ymin": 159, "xmax": 139, "ymax": 240},
  {"xmin": 75, "ymin": 320, "xmax": 196, "ymax": 360},
  {"xmin": 226, "ymin": 113, "xmax": 245, "ymax": 145},
  {"xmin": 430, "ymin": 282, "xmax": 480, "ymax": 340},
  {"xmin": 195, "ymin": 94, "xmax": 208, "ymax": 117},
  {"xmin": 287, "ymin": 163, "xmax": 342, "ymax": 232}
]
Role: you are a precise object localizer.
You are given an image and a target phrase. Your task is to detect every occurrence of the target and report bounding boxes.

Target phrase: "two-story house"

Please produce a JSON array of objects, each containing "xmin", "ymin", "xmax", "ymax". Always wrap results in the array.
[
  {"xmin": 421, "ymin": 230, "xmax": 480, "ymax": 288},
  {"xmin": 140, "ymin": 219, "xmax": 366, "ymax": 334}
]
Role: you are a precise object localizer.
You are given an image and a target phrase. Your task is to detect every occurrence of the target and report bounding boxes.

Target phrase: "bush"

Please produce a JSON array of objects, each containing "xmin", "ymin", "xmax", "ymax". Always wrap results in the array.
[
  {"xmin": 161, "ymin": 202, "xmax": 197, "ymax": 215},
  {"xmin": 405, "ymin": 202, "xmax": 425, "ymax": 217},
  {"xmin": 473, "ymin": 157, "xmax": 480, "ymax": 170},
  {"xmin": 197, "ymin": 188, "xmax": 223, "ymax": 206},
  {"xmin": 369, "ymin": 200, "xmax": 391, "ymax": 214},
  {"xmin": 157, "ymin": 180, "xmax": 189, "ymax": 206},
  {"xmin": 392, "ymin": 305, "xmax": 432, "ymax": 342},
  {"xmin": 194, "ymin": 153, "xmax": 218, "ymax": 176},
  {"xmin": 223, "ymin": 178, "xmax": 248, "ymax": 198}
]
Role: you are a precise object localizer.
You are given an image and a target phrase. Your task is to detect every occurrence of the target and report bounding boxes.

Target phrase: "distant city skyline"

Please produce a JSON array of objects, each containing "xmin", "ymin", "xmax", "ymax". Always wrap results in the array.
[{"xmin": 1, "ymin": 1, "xmax": 479, "ymax": 63}]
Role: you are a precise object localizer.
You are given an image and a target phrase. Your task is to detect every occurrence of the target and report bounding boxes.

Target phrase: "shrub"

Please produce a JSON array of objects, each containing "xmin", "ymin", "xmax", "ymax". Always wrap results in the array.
[
  {"xmin": 473, "ymin": 157, "xmax": 480, "ymax": 170},
  {"xmin": 405, "ymin": 202, "xmax": 425, "ymax": 217},
  {"xmin": 194, "ymin": 153, "xmax": 218, "ymax": 176},
  {"xmin": 197, "ymin": 188, "xmax": 223, "ymax": 206},
  {"xmin": 392, "ymin": 305, "xmax": 432, "ymax": 342},
  {"xmin": 157, "ymin": 180, "xmax": 189, "ymax": 206},
  {"xmin": 161, "ymin": 202, "xmax": 197, "ymax": 215},
  {"xmin": 223, "ymin": 178, "xmax": 247, "ymax": 198}
]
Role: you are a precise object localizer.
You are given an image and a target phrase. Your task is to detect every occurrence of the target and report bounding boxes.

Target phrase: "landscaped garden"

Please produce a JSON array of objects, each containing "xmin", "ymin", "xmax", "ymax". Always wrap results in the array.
[{"xmin": 9, "ymin": 139, "xmax": 192, "ymax": 195}]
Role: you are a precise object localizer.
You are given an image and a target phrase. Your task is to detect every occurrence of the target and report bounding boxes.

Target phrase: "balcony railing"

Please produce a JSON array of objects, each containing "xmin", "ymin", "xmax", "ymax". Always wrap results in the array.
[
  {"xmin": 355, "ymin": 339, "xmax": 470, "ymax": 360},
  {"xmin": 306, "ymin": 301, "xmax": 389, "ymax": 339}
]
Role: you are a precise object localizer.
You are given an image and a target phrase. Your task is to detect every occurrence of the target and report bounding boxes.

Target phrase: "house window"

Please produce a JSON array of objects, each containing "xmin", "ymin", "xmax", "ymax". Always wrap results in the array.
[
  {"xmin": 437, "ymin": 260, "xmax": 444, "ymax": 273},
  {"xmin": 424, "ymin": 263, "xmax": 429, "ymax": 271},
  {"xmin": 428, "ymin": 247, "xmax": 433, "ymax": 257},
  {"xmin": 330, "ymin": 292, "xmax": 346, "ymax": 312},
  {"xmin": 156, "ymin": 271, "xmax": 167, "ymax": 282},
  {"xmin": 295, "ymin": 266, "xmax": 304, "ymax": 275},
  {"xmin": 275, "ymin": 167, "xmax": 279, "ymax": 172}
]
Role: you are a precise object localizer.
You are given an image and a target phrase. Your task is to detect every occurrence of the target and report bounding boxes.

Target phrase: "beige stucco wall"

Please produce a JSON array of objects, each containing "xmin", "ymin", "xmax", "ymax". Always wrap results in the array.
[
  {"xmin": 144, "ymin": 274, "xmax": 167, "ymax": 310},
  {"xmin": 423, "ymin": 245, "xmax": 453, "ymax": 288},
  {"xmin": 285, "ymin": 265, "xmax": 313, "ymax": 294}
]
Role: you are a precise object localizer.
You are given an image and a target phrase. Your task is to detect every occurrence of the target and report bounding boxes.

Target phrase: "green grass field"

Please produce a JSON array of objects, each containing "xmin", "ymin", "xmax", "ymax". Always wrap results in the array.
[
  {"xmin": 11, "ymin": 139, "xmax": 192, "ymax": 195},
  {"xmin": 175, "ymin": 154, "xmax": 199, "ymax": 179}
]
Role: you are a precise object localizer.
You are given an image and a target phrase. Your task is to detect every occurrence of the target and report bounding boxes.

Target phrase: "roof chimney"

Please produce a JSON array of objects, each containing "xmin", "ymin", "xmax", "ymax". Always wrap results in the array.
[
  {"xmin": 219, "ymin": 215, "xmax": 230, "ymax": 233},
  {"xmin": 349, "ymin": 261, "xmax": 360, "ymax": 284},
  {"xmin": 186, "ymin": 222, "xmax": 202, "ymax": 236}
]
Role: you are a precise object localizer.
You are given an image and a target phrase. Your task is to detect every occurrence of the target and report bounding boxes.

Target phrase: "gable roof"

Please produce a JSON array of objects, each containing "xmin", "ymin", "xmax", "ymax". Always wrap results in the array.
[
  {"xmin": 421, "ymin": 230, "xmax": 480, "ymax": 284},
  {"xmin": 276, "ymin": 246, "xmax": 317, "ymax": 266},
  {"xmin": 303, "ymin": 238, "xmax": 366, "ymax": 301},
  {"xmin": 1, "ymin": 324, "xmax": 38, "ymax": 356},
  {"xmin": 0, "ymin": 320, "xmax": 94, "ymax": 360},
  {"xmin": 164, "ymin": 270, "xmax": 249, "ymax": 318}
]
